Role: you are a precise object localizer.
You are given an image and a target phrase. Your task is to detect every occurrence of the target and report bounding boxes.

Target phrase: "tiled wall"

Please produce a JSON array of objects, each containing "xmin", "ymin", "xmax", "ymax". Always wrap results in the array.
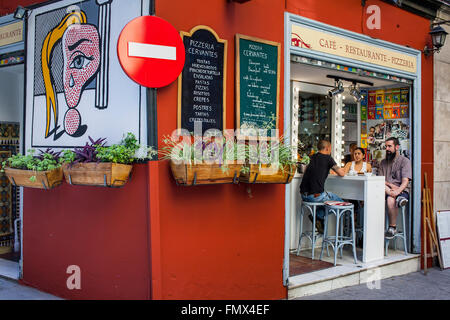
[{"xmin": 434, "ymin": 10, "xmax": 450, "ymax": 212}]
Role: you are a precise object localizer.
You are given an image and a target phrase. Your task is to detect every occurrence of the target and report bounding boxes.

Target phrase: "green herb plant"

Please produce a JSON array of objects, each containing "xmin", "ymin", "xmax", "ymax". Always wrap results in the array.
[
  {"xmin": 1, "ymin": 149, "xmax": 62, "ymax": 182},
  {"xmin": 60, "ymin": 132, "xmax": 158, "ymax": 165},
  {"xmin": 96, "ymin": 132, "xmax": 157, "ymax": 164},
  {"xmin": 159, "ymin": 133, "xmax": 248, "ymax": 174}
]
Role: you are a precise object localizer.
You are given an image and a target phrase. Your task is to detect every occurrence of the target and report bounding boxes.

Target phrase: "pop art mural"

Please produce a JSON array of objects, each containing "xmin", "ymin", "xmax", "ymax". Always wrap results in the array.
[{"xmin": 25, "ymin": 0, "xmax": 148, "ymax": 149}]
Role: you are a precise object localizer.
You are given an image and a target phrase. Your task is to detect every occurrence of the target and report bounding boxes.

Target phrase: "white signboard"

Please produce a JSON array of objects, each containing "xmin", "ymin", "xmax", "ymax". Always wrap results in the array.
[
  {"xmin": 25, "ymin": 0, "xmax": 149, "ymax": 150},
  {"xmin": 436, "ymin": 210, "xmax": 450, "ymax": 269}
]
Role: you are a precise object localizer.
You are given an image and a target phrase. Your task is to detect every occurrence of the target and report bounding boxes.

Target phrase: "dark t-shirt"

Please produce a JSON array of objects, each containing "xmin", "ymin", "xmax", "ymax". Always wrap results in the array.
[{"xmin": 300, "ymin": 153, "xmax": 337, "ymax": 195}]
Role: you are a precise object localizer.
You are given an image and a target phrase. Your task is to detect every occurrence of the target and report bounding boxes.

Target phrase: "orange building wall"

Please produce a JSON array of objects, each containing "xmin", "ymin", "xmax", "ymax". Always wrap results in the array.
[
  {"xmin": 153, "ymin": 0, "xmax": 433, "ymax": 299},
  {"xmin": 154, "ymin": 0, "xmax": 287, "ymax": 300}
]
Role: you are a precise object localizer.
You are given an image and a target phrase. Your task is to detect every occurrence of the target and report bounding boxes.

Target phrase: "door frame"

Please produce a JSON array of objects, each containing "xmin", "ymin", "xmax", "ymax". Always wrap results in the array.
[{"xmin": 283, "ymin": 12, "xmax": 422, "ymax": 285}]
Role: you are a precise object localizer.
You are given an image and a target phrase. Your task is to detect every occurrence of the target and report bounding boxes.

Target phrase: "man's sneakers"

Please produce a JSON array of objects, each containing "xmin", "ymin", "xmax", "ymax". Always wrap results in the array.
[
  {"xmin": 385, "ymin": 226, "xmax": 397, "ymax": 239},
  {"xmin": 396, "ymin": 196, "xmax": 408, "ymax": 208},
  {"xmin": 308, "ymin": 214, "xmax": 325, "ymax": 234}
]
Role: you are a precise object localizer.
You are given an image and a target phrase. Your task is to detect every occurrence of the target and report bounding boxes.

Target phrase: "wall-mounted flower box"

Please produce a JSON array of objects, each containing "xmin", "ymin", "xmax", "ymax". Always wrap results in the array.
[
  {"xmin": 4, "ymin": 166, "xmax": 63, "ymax": 190},
  {"xmin": 59, "ymin": 133, "xmax": 156, "ymax": 188},
  {"xmin": 1, "ymin": 149, "xmax": 63, "ymax": 190},
  {"xmin": 239, "ymin": 163, "xmax": 296, "ymax": 184},
  {"xmin": 62, "ymin": 162, "xmax": 133, "ymax": 188},
  {"xmin": 170, "ymin": 161, "xmax": 243, "ymax": 186}
]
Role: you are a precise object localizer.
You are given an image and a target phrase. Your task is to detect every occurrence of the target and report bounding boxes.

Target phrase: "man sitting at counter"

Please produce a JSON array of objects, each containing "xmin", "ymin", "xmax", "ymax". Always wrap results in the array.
[
  {"xmin": 377, "ymin": 137, "xmax": 411, "ymax": 239},
  {"xmin": 300, "ymin": 140, "xmax": 345, "ymax": 233}
]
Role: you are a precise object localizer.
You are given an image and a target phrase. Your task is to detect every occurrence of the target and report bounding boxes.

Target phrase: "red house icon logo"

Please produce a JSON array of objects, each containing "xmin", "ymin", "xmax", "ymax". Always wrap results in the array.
[{"xmin": 291, "ymin": 33, "xmax": 311, "ymax": 49}]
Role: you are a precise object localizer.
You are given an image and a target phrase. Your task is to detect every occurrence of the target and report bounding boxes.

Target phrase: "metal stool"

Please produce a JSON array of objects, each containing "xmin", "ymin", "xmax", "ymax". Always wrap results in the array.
[
  {"xmin": 320, "ymin": 201, "xmax": 358, "ymax": 266},
  {"xmin": 385, "ymin": 201, "xmax": 408, "ymax": 256},
  {"xmin": 296, "ymin": 201, "xmax": 324, "ymax": 259}
]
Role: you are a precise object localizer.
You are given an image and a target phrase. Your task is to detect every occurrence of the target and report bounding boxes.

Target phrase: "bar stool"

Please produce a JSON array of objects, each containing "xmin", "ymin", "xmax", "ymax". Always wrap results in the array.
[
  {"xmin": 296, "ymin": 201, "xmax": 324, "ymax": 259},
  {"xmin": 385, "ymin": 200, "xmax": 408, "ymax": 256},
  {"xmin": 320, "ymin": 201, "xmax": 358, "ymax": 266}
]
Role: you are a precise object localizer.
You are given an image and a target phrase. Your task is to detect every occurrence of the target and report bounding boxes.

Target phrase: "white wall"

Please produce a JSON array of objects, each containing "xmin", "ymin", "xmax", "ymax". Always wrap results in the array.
[{"xmin": 434, "ymin": 9, "xmax": 450, "ymax": 212}]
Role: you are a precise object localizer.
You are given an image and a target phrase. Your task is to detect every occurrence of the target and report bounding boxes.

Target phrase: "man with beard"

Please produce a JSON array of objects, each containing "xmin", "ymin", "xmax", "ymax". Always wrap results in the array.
[{"xmin": 378, "ymin": 137, "xmax": 411, "ymax": 239}]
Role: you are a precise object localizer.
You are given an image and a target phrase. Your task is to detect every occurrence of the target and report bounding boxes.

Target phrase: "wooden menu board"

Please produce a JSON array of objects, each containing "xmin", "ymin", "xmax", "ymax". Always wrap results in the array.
[
  {"xmin": 178, "ymin": 26, "xmax": 227, "ymax": 134},
  {"xmin": 236, "ymin": 34, "xmax": 280, "ymax": 140}
]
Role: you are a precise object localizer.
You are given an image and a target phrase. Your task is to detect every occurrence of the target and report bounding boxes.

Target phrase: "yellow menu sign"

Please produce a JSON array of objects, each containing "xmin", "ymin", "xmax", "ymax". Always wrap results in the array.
[
  {"xmin": 291, "ymin": 24, "xmax": 416, "ymax": 73},
  {"xmin": 0, "ymin": 21, "xmax": 23, "ymax": 47}
]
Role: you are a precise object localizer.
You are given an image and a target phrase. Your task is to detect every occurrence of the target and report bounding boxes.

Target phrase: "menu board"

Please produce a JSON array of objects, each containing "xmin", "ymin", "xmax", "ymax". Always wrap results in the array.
[
  {"xmin": 178, "ymin": 26, "xmax": 227, "ymax": 134},
  {"xmin": 236, "ymin": 34, "xmax": 280, "ymax": 139}
]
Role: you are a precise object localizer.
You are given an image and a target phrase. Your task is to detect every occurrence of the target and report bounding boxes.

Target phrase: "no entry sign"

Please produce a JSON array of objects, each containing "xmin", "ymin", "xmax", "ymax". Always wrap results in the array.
[{"xmin": 117, "ymin": 16, "xmax": 185, "ymax": 88}]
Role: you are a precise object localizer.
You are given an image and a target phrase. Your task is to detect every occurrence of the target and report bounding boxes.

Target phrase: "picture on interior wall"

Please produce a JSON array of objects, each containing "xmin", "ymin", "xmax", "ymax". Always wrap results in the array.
[{"xmin": 27, "ymin": 0, "xmax": 146, "ymax": 149}]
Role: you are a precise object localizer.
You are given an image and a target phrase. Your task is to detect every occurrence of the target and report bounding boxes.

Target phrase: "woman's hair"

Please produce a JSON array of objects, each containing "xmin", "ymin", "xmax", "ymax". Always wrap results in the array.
[
  {"xmin": 354, "ymin": 147, "xmax": 365, "ymax": 155},
  {"xmin": 41, "ymin": 10, "xmax": 86, "ymax": 138}
]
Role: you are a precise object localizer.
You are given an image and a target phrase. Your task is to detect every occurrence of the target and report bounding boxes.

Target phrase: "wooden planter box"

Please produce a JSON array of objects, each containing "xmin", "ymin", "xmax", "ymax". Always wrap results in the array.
[
  {"xmin": 170, "ymin": 161, "xmax": 243, "ymax": 186},
  {"xmin": 62, "ymin": 162, "xmax": 133, "ymax": 187},
  {"xmin": 240, "ymin": 163, "xmax": 297, "ymax": 184},
  {"xmin": 4, "ymin": 167, "xmax": 63, "ymax": 190}
]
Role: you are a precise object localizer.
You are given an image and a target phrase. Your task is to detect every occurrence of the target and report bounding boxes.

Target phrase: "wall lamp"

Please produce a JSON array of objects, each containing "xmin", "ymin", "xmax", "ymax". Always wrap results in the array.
[
  {"xmin": 13, "ymin": 6, "xmax": 31, "ymax": 20},
  {"xmin": 423, "ymin": 22, "xmax": 449, "ymax": 56}
]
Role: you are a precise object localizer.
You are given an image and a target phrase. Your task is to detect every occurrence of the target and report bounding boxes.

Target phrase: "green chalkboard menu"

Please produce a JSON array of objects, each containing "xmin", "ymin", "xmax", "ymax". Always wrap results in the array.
[
  {"xmin": 236, "ymin": 34, "xmax": 280, "ymax": 139},
  {"xmin": 178, "ymin": 26, "xmax": 227, "ymax": 135}
]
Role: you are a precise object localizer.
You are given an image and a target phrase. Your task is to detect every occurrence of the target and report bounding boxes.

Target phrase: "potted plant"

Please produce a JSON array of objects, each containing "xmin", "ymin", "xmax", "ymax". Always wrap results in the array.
[
  {"xmin": 159, "ymin": 134, "xmax": 245, "ymax": 186},
  {"xmin": 297, "ymin": 153, "xmax": 310, "ymax": 174},
  {"xmin": 239, "ymin": 136, "xmax": 297, "ymax": 184},
  {"xmin": 1, "ymin": 149, "xmax": 63, "ymax": 189},
  {"xmin": 61, "ymin": 133, "xmax": 156, "ymax": 187},
  {"xmin": 238, "ymin": 116, "xmax": 297, "ymax": 184}
]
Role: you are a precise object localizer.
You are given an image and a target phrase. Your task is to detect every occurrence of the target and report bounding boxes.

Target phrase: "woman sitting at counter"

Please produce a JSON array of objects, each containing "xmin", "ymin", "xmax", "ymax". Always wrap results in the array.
[{"xmin": 343, "ymin": 147, "xmax": 372, "ymax": 175}]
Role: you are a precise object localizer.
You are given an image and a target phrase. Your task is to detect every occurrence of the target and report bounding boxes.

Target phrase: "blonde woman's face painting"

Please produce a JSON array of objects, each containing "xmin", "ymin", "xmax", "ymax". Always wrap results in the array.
[{"xmin": 62, "ymin": 24, "xmax": 100, "ymax": 136}]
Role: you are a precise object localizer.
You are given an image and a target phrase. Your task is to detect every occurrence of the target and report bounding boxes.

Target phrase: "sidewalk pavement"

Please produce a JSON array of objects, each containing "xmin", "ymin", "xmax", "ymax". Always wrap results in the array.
[
  {"xmin": 296, "ymin": 266, "xmax": 450, "ymax": 300},
  {"xmin": 0, "ymin": 277, "xmax": 61, "ymax": 300},
  {"xmin": 1, "ymin": 267, "xmax": 449, "ymax": 300}
]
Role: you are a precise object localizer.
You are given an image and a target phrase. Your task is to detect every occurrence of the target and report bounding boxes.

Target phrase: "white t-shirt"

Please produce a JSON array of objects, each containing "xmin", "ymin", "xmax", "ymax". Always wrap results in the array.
[{"xmin": 350, "ymin": 161, "xmax": 368, "ymax": 173}]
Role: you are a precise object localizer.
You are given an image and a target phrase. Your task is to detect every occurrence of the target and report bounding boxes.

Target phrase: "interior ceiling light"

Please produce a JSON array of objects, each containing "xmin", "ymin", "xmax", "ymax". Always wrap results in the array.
[
  {"xmin": 327, "ymin": 80, "xmax": 344, "ymax": 98},
  {"xmin": 349, "ymin": 82, "xmax": 362, "ymax": 102}
]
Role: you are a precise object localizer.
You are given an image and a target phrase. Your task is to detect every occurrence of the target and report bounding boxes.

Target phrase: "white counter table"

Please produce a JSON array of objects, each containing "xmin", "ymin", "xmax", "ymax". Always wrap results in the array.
[{"xmin": 292, "ymin": 174, "xmax": 386, "ymax": 263}]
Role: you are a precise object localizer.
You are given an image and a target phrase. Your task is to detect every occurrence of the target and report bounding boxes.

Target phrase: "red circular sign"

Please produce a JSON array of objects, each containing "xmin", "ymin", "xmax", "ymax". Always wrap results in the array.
[{"xmin": 117, "ymin": 16, "xmax": 185, "ymax": 88}]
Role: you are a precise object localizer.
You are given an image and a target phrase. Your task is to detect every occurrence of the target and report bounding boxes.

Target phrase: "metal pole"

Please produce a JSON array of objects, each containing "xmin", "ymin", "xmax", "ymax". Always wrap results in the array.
[{"xmin": 147, "ymin": 0, "xmax": 158, "ymax": 158}]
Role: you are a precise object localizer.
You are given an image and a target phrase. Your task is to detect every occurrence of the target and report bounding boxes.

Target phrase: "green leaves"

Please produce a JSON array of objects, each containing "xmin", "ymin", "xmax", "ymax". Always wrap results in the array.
[
  {"xmin": 61, "ymin": 132, "xmax": 158, "ymax": 165},
  {"xmin": 299, "ymin": 154, "xmax": 310, "ymax": 165},
  {"xmin": 1, "ymin": 149, "xmax": 62, "ymax": 172},
  {"xmin": 96, "ymin": 144, "xmax": 136, "ymax": 164},
  {"xmin": 59, "ymin": 150, "xmax": 76, "ymax": 164}
]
